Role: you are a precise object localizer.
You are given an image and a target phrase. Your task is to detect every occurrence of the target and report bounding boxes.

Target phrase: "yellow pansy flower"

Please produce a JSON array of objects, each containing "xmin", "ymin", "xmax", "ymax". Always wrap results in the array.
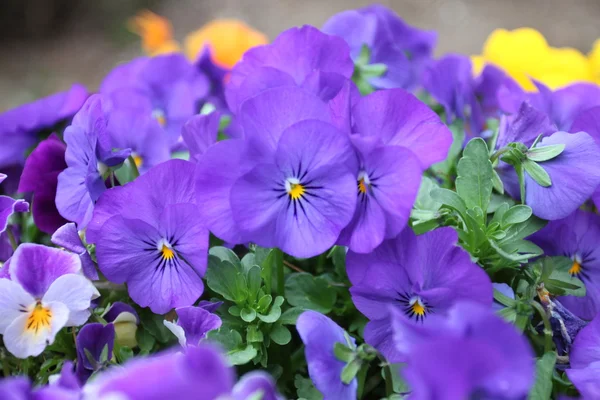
[
  {"xmin": 473, "ymin": 27, "xmax": 595, "ymax": 91},
  {"xmin": 588, "ymin": 39, "xmax": 600, "ymax": 83},
  {"xmin": 128, "ymin": 10, "xmax": 268, "ymax": 68}
]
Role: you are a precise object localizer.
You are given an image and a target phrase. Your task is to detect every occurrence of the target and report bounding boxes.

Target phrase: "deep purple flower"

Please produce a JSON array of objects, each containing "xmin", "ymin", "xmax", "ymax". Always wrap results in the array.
[
  {"xmin": 0, "ymin": 244, "xmax": 98, "ymax": 358},
  {"xmin": 163, "ymin": 305, "xmax": 222, "ymax": 347},
  {"xmin": 499, "ymin": 80, "xmax": 600, "ymax": 131},
  {"xmin": 0, "ymin": 174, "xmax": 29, "ymax": 235},
  {"xmin": 195, "ymin": 47, "xmax": 229, "ymax": 111},
  {"xmin": 76, "ymin": 323, "xmax": 116, "ymax": 384},
  {"xmin": 55, "ymin": 95, "xmax": 131, "ymax": 228},
  {"xmin": 350, "ymin": 88, "xmax": 453, "ymax": 169},
  {"xmin": 0, "ymin": 377, "xmax": 31, "ymax": 400},
  {"xmin": 88, "ymin": 159, "xmax": 208, "ymax": 314},
  {"xmin": 100, "ymin": 54, "xmax": 209, "ymax": 146},
  {"xmin": 567, "ymin": 313, "xmax": 600, "ymax": 398},
  {"xmin": 196, "ymin": 87, "xmax": 358, "ymax": 256},
  {"xmin": 422, "ymin": 54, "xmax": 506, "ymax": 135},
  {"xmin": 323, "ymin": 5, "xmax": 436, "ymax": 90},
  {"xmin": 0, "ymin": 84, "xmax": 87, "ymax": 171},
  {"xmin": 297, "ymin": 310, "xmax": 357, "ymax": 399},
  {"xmin": 104, "ymin": 302, "xmax": 139, "ymax": 349},
  {"xmin": 337, "ymin": 135, "xmax": 423, "ymax": 253},
  {"xmin": 17, "ymin": 134, "xmax": 67, "ymax": 234},
  {"xmin": 391, "ymin": 302, "xmax": 534, "ymax": 399},
  {"xmin": 346, "ymin": 227, "xmax": 492, "ymax": 361},
  {"xmin": 497, "ymin": 103, "xmax": 600, "ymax": 220},
  {"xmin": 82, "ymin": 344, "xmax": 235, "ymax": 400},
  {"xmin": 530, "ymin": 210, "xmax": 600, "ymax": 320},
  {"xmin": 51, "ymin": 222, "xmax": 97, "ymax": 280},
  {"xmin": 225, "ymin": 25, "xmax": 354, "ymax": 115}
]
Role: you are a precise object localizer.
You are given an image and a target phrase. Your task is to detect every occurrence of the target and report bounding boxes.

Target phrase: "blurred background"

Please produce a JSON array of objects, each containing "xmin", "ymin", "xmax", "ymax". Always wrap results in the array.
[{"xmin": 1, "ymin": 0, "xmax": 599, "ymax": 111}]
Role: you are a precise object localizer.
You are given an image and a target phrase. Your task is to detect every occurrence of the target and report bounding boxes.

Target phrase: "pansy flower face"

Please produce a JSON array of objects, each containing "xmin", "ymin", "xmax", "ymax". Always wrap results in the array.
[
  {"xmin": 530, "ymin": 210, "xmax": 600, "ymax": 320},
  {"xmin": 0, "ymin": 244, "xmax": 99, "ymax": 358},
  {"xmin": 88, "ymin": 160, "xmax": 209, "ymax": 314},
  {"xmin": 346, "ymin": 227, "xmax": 492, "ymax": 362},
  {"xmin": 567, "ymin": 313, "xmax": 600, "ymax": 398}
]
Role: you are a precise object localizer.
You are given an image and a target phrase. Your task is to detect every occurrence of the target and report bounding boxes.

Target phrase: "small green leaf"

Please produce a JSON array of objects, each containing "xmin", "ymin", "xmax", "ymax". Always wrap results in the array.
[
  {"xmin": 340, "ymin": 359, "xmax": 361, "ymax": 384},
  {"xmin": 246, "ymin": 325, "xmax": 264, "ymax": 343},
  {"xmin": 430, "ymin": 188, "xmax": 468, "ymax": 218},
  {"xmin": 209, "ymin": 247, "xmax": 241, "ymax": 267},
  {"xmin": 528, "ymin": 352, "xmax": 557, "ymax": 400},
  {"xmin": 280, "ymin": 307, "xmax": 306, "ymax": 325},
  {"xmin": 246, "ymin": 266, "xmax": 262, "ymax": 303},
  {"xmin": 455, "ymin": 138, "xmax": 494, "ymax": 215},
  {"xmin": 360, "ymin": 63, "xmax": 387, "ymax": 78},
  {"xmin": 295, "ymin": 375, "xmax": 323, "ymax": 400},
  {"xmin": 136, "ymin": 327, "xmax": 156, "ymax": 352},
  {"xmin": 228, "ymin": 305, "xmax": 241, "ymax": 317},
  {"xmin": 200, "ymin": 102, "xmax": 216, "ymax": 115},
  {"xmin": 493, "ymin": 288, "xmax": 516, "ymax": 307},
  {"xmin": 256, "ymin": 294, "xmax": 273, "ymax": 312},
  {"xmin": 411, "ymin": 177, "xmax": 443, "ymax": 224},
  {"xmin": 99, "ymin": 344, "xmax": 109, "ymax": 363},
  {"xmin": 334, "ymin": 342, "xmax": 355, "ymax": 363},
  {"xmin": 241, "ymin": 308, "xmax": 257, "ymax": 323},
  {"xmin": 138, "ymin": 308, "xmax": 172, "ymax": 344},
  {"xmin": 527, "ymin": 143, "xmax": 565, "ymax": 162},
  {"xmin": 491, "ymin": 169, "xmax": 504, "ymax": 194},
  {"xmin": 205, "ymin": 257, "xmax": 248, "ymax": 304},
  {"xmin": 256, "ymin": 302, "xmax": 282, "ymax": 323},
  {"xmin": 523, "ymin": 159, "xmax": 551, "ymax": 187},
  {"xmin": 118, "ymin": 346, "xmax": 133, "ymax": 363},
  {"xmin": 285, "ymin": 273, "xmax": 337, "ymax": 314},
  {"xmin": 229, "ymin": 344, "xmax": 258, "ymax": 365},
  {"xmin": 356, "ymin": 44, "xmax": 371, "ymax": 65},
  {"xmin": 502, "ymin": 205, "xmax": 533, "ymax": 225},
  {"xmin": 270, "ymin": 324, "xmax": 292, "ymax": 345}
]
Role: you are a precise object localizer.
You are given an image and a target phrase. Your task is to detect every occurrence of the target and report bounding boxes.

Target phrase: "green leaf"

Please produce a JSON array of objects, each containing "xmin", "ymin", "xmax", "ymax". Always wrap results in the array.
[
  {"xmin": 411, "ymin": 177, "xmax": 443, "ymax": 224},
  {"xmin": 285, "ymin": 273, "xmax": 337, "ymax": 314},
  {"xmin": 280, "ymin": 307, "xmax": 306, "ymax": 325},
  {"xmin": 431, "ymin": 119, "xmax": 465, "ymax": 176},
  {"xmin": 498, "ymin": 216, "xmax": 547, "ymax": 245},
  {"xmin": 138, "ymin": 308, "xmax": 172, "ymax": 344},
  {"xmin": 545, "ymin": 257, "xmax": 586, "ymax": 296},
  {"xmin": 246, "ymin": 325, "xmax": 264, "ymax": 343},
  {"xmin": 229, "ymin": 344, "xmax": 258, "ymax": 365},
  {"xmin": 528, "ymin": 352, "xmax": 557, "ymax": 400},
  {"xmin": 493, "ymin": 288, "xmax": 516, "ymax": 307},
  {"xmin": 257, "ymin": 301, "xmax": 282, "ymax": 323},
  {"xmin": 455, "ymin": 138, "xmax": 494, "ymax": 215},
  {"xmin": 84, "ymin": 348, "xmax": 97, "ymax": 369},
  {"xmin": 328, "ymin": 246, "xmax": 348, "ymax": 280},
  {"xmin": 99, "ymin": 343, "xmax": 109, "ymax": 363},
  {"xmin": 498, "ymin": 306, "xmax": 517, "ymax": 323},
  {"xmin": 136, "ymin": 327, "xmax": 156, "ymax": 352},
  {"xmin": 205, "ymin": 257, "xmax": 248, "ymax": 304},
  {"xmin": 356, "ymin": 44, "xmax": 371, "ymax": 66},
  {"xmin": 209, "ymin": 247, "xmax": 241, "ymax": 267},
  {"xmin": 430, "ymin": 188, "xmax": 468, "ymax": 218},
  {"xmin": 240, "ymin": 252, "xmax": 257, "ymax": 274},
  {"xmin": 389, "ymin": 363, "xmax": 411, "ymax": 394},
  {"xmin": 256, "ymin": 294, "xmax": 273, "ymax": 313},
  {"xmin": 527, "ymin": 144, "xmax": 565, "ymax": 162},
  {"xmin": 118, "ymin": 346, "xmax": 133, "ymax": 363},
  {"xmin": 502, "ymin": 205, "xmax": 533, "ymax": 225},
  {"xmin": 360, "ymin": 63, "xmax": 387, "ymax": 78},
  {"xmin": 295, "ymin": 375, "xmax": 324, "ymax": 400},
  {"xmin": 241, "ymin": 307, "xmax": 257, "ymax": 323},
  {"xmin": 491, "ymin": 169, "xmax": 504, "ymax": 194},
  {"xmin": 334, "ymin": 342, "xmax": 355, "ymax": 363},
  {"xmin": 340, "ymin": 359, "xmax": 362, "ymax": 384},
  {"xmin": 228, "ymin": 305, "xmax": 241, "ymax": 317},
  {"xmin": 246, "ymin": 266, "xmax": 262, "ymax": 303},
  {"xmin": 523, "ymin": 159, "xmax": 551, "ymax": 187},
  {"xmin": 270, "ymin": 324, "xmax": 292, "ymax": 345}
]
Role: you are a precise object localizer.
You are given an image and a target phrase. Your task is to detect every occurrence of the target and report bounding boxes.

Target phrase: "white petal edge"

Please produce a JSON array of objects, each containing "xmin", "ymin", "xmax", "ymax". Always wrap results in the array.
[
  {"xmin": 0, "ymin": 278, "xmax": 35, "ymax": 333},
  {"xmin": 42, "ymin": 274, "xmax": 99, "ymax": 326}
]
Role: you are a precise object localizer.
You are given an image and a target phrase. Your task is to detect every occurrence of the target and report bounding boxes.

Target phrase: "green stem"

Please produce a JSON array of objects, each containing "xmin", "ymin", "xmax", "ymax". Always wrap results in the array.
[
  {"xmin": 6, "ymin": 226, "xmax": 17, "ymax": 251},
  {"xmin": 357, "ymin": 363, "xmax": 368, "ymax": 399},
  {"xmin": 490, "ymin": 147, "xmax": 511, "ymax": 163},
  {"xmin": 380, "ymin": 357, "xmax": 394, "ymax": 397},
  {"xmin": 531, "ymin": 300, "xmax": 553, "ymax": 352},
  {"xmin": 516, "ymin": 163, "xmax": 526, "ymax": 205},
  {"xmin": 128, "ymin": 156, "xmax": 140, "ymax": 179},
  {"xmin": 273, "ymin": 248, "xmax": 284, "ymax": 296}
]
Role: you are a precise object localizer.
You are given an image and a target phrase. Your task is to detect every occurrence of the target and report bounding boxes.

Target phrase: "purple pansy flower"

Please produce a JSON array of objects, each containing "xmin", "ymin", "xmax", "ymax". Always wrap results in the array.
[
  {"xmin": 0, "ymin": 244, "xmax": 99, "ymax": 358},
  {"xmin": 163, "ymin": 305, "xmax": 222, "ymax": 347},
  {"xmin": 196, "ymin": 87, "xmax": 358, "ymax": 256},
  {"xmin": 87, "ymin": 159, "xmax": 208, "ymax": 314},
  {"xmin": 499, "ymin": 80, "xmax": 600, "ymax": 131},
  {"xmin": 323, "ymin": 4, "xmax": 436, "ymax": 90},
  {"xmin": 104, "ymin": 302, "xmax": 139, "ymax": 349},
  {"xmin": 55, "ymin": 95, "xmax": 131, "ymax": 228},
  {"xmin": 496, "ymin": 102, "xmax": 600, "ymax": 220},
  {"xmin": 337, "ymin": 135, "xmax": 423, "ymax": 253},
  {"xmin": 567, "ymin": 313, "xmax": 600, "ymax": 398},
  {"xmin": 297, "ymin": 310, "xmax": 357, "ymax": 400},
  {"xmin": 1, "ymin": 174, "xmax": 29, "ymax": 235},
  {"xmin": 100, "ymin": 54, "xmax": 209, "ymax": 147},
  {"xmin": 390, "ymin": 302, "xmax": 534, "ymax": 399},
  {"xmin": 76, "ymin": 323, "xmax": 116, "ymax": 384},
  {"xmin": 231, "ymin": 371, "xmax": 283, "ymax": 400},
  {"xmin": 0, "ymin": 84, "xmax": 87, "ymax": 171},
  {"xmin": 530, "ymin": 210, "xmax": 600, "ymax": 320},
  {"xmin": 350, "ymin": 88, "xmax": 453, "ymax": 169},
  {"xmin": 422, "ymin": 54, "xmax": 506, "ymax": 135},
  {"xmin": 181, "ymin": 112, "xmax": 220, "ymax": 163},
  {"xmin": 82, "ymin": 345, "xmax": 232, "ymax": 400},
  {"xmin": 52, "ymin": 222, "xmax": 98, "ymax": 280},
  {"xmin": 570, "ymin": 105, "xmax": 600, "ymax": 209},
  {"xmin": 195, "ymin": 47, "xmax": 229, "ymax": 111},
  {"xmin": 17, "ymin": 134, "xmax": 67, "ymax": 234},
  {"xmin": 225, "ymin": 25, "xmax": 354, "ymax": 115},
  {"xmin": 346, "ymin": 227, "xmax": 492, "ymax": 362}
]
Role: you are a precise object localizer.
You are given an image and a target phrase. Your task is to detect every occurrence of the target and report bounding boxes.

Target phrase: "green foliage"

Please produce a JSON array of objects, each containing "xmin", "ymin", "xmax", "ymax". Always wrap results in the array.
[{"xmin": 285, "ymin": 273, "xmax": 337, "ymax": 314}]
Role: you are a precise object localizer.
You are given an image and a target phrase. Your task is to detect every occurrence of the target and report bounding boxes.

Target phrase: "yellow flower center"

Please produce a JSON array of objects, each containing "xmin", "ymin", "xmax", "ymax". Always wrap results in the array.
[
  {"xmin": 152, "ymin": 109, "xmax": 167, "ymax": 127},
  {"xmin": 288, "ymin": 183, "xmax": 305, "ymax": 200},
  {"xmin": 161, "ymin": 244, "xmax": 175, "ymax": 260},
  {"xmin": 133, "ymin": 155, "xmax": 144, "ymax": 168},
  {"xmin": 411, "ymin": 301, "xmax": 426, "ymax": 317},
  {"xmin": 26, "ymin": 303, "xmax": 52, "ymax": 334},
  {"xmin": 569, "ymin": 260, "xmax": 582, "ymax": 276},
  {"xmin": 358, "ymin": 178, "xmax": 367, "ymax": 194}
]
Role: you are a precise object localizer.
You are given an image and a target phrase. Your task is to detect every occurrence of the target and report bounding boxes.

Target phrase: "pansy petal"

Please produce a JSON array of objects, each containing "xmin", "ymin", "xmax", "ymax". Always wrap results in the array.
[
  {"xmin": 232, "ymin": 371, "xmax": 281, "ymax": 400},
  {"xmin": 0, "ymin": 196, "xmax": 29, "ymax": 234},
  {"xmin": 3, "ymin": 301, "xmax": 69, "ymax": 358},
  {"xmin": 181, "ymin": 112, "xmax": 220, "ymax": 162},
  {"xmin": 0, "ymin": 278, "xmax": 35, "ymax": 333},
  {"xmin": 174, "ymin": 306, "xmax": 222, "ymax": 346},
  {"xmin": 9, "ymin": 244, "xmax": 81, "ymax": 298},
  {"xmin": 43, "ymin": 274, "xmax": 99, "ymax": 326},
  {"xmin": 163, "ymin": 320, "xmax": 187, "ymax": 347}
]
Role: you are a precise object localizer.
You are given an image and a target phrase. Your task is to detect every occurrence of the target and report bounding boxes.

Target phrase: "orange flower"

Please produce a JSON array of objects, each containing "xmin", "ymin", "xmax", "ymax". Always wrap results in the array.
[
  {"xmin": 129, "ymin": 11, "xmax": 268, "ymax": 68},
  {"xmin": 184, "ymin": 19, "xmax": 268, "ymax": 68},
  {"xmin": 128, "ymin": 10, "xmax": 180, "ymax": 55}
]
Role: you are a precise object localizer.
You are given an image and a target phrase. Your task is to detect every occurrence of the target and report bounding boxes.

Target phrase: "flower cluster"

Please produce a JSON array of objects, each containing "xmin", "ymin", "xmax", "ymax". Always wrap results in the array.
[{"xmin": 1, "ymin": 4, "xmax": 600, "ymax": 399}]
